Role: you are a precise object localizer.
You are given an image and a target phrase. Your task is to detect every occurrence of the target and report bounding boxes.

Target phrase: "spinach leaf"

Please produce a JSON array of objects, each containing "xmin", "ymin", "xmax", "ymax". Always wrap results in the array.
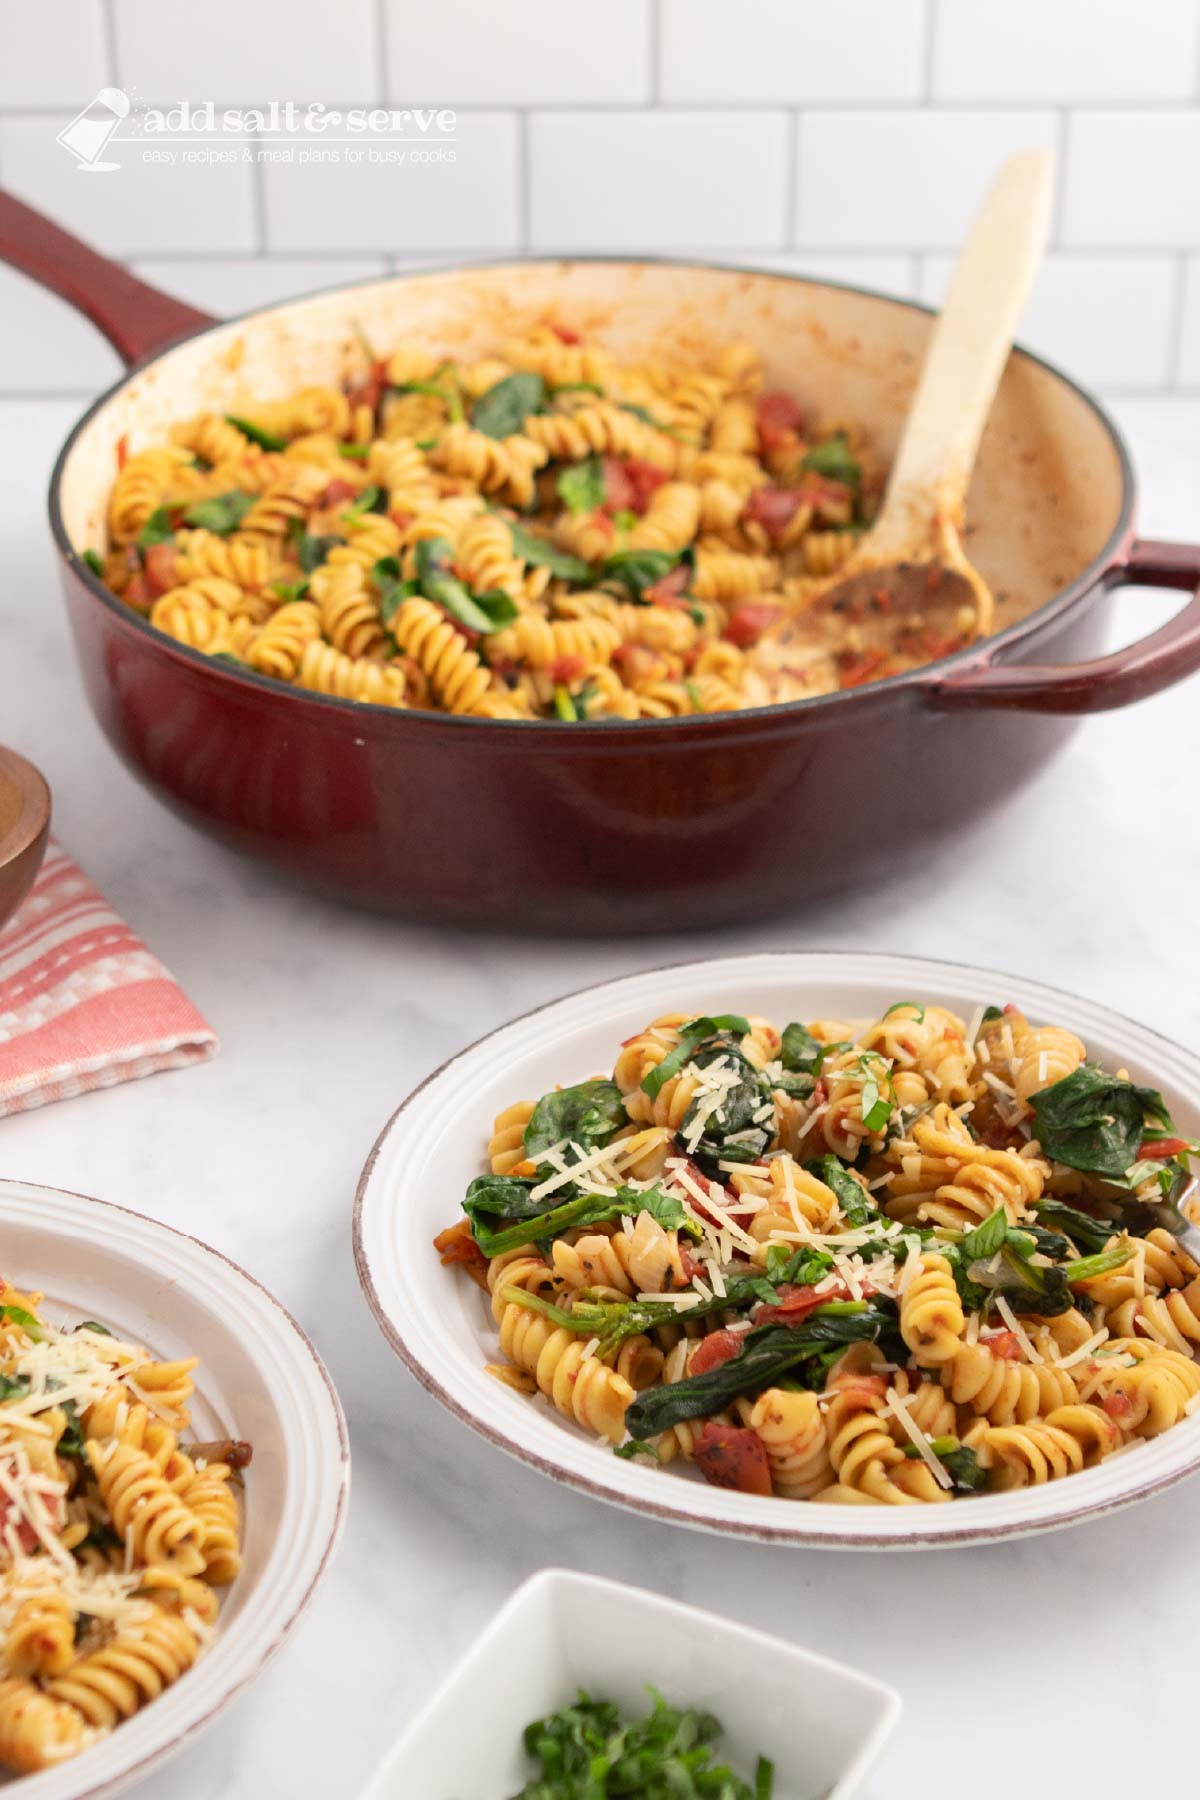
[
  {"xmin": 1031, "ymin": 1199, "xmax": 1120, "ymax": 1255},
  {"xmin": 601, "ymin": 546, "xmax": 694, "ymax": 601},
  {"xmin": 293, "ymin": 529, "xmax": 345, "ymax": 573},
  {"xmin": 0, "ymin": 1372, "xmax": 30, "ymax": 1402},
  {"xmin": 54, "ymin": 1399, "xmax": 85, "ymax": 1460},
  {"xmin": 370, "ymin": 556, "xmax": 418, "ymax": 625},
  {"xmin": 771, "ymin": 1071, "xmax": 815, "ymax": 1101},
  {"xmin": 413, "ymin": 536, "xmax": 519, "ymax": 634},
  {"xmin": 806, "ymin": 1154, "xmax": 879, "ymax": 1228},
  {"xmin": 624, "ymin": 1310, "xmax": 884, "ymax": 1438},
  {"xmin": 964, "ymin": 1232, "xmax": 1073, "ymax": 1318},
  {"xmin": 471, "ymin": 371, "xmax": 547, "ymax": 439},
  {"xmin": 780, "ymin": 1021, "xmax": 823, "ymax": 1074},
  {"xmin": 225, "ymin": 414, "xmax": 286, "ymax": 452},
  {"xmin": 137, "ymin": 506, "xmax": 176, "ymax": 549},
  {"xmin": 183, "ymin": 489, "xmax": 257, "ymax": 535},
  {"xmin": 507, "ymin": 519, "xmax": 592, "ymax": 582},
  {"xmin": 271, "ymin": 578, "xmax": 311, "ymax": 604},
  {"xmin": 641, "ymin": 1015, "xmax": 751, "ymax": 1102},
  {"xmin": 82, "ymin": 548, "xmax": 104, "ymax": 576},
  {"xmin": 902, "ymin": 1436, "xmax": 988, "ymax": 1494},
  {"xmin": 680, "ymin": 1042, "xmax": 773, "ymax": 1179},
  {"xmin": 524, "ymin": 1078, "xmax": 627, "ymax": 1162},
  {"xmin": 557, "ymin": 456, "xmax": 606, "ymax": 516},
  {"xmin": 469, "ymin": 1180, "xmax": 697, "ymax": 1259},
  {"xmin": 801, "ymin": 434, "xmax": 860, "ymax": 490},
  {"xmin": 1030, "ymin": 1066, "xmax": 1171, "ymax": 1177}
]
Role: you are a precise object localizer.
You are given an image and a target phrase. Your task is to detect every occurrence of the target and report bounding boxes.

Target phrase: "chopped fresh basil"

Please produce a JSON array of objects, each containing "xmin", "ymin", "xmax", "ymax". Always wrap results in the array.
[
  {"xmin": 640, "ymin": 1015, "xmax": 751, "ymax": 1102},
  {"xmin": 601, "ymin": 546, "xmax": 693, "ymax": 601},
  {"xmin": 341, "ymin": 483, "xmax": 385, "ymax": 519},
  {"xmin": 183, "ymin": 489, "xmax": 257, "ymax": 536},
  {"xmin": 507, "ymin": 519, "xmax": 592, "ymax": 582},
  {"xmin": 370, "ymin": 556, "xmax": 418, "ymax": 625},
  {"xmin": 338, "ymin": 443, "xmax": 371, "ymax": 461},
  {"xmin": 271, "ymin": 578, "xmax": 311, "ymax": 604},
  {"xmin": 802, "ymin": 434, "xmax": 860, "ymax": 490},
  {"xmin": 292, "ymin": 529, "xmax": 345, "ymax": 573},
  {"xmin": 557, "ymin": 455, "xmax": 606, "ymax": 516},
  {"xmin": 136, "ymin": 506, "xmax": 176, "ymax": 549},
  {"xmin": 225, "ymin": 414, "xmax": 286, "ymax": 452},
  {"xmin": 553, "ymin": 685, "xmax": 578, "ymax": 721},
  {"xmin": 412, "ymin": 537, "xmax": 519, "ymax": 634}
]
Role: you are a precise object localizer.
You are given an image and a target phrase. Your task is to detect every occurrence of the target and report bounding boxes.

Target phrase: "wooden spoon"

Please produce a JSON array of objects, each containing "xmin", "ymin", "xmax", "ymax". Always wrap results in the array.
[
  {"xmin": 0, "ymin": 747, "xmax": 51, "ymax": 933},
  {"xmin": 756, "ymin": 149, "xmax": 1054, "ymax": 693}
]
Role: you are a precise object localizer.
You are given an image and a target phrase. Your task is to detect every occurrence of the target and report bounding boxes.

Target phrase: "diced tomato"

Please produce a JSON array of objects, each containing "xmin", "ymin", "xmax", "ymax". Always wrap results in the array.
[
  {"xmin": 321, "ymin": 478, "xmax": 359, "ymax": 508},
  {"xmin": 723, "ymin": 600, "xmax": 783, "ymax": 647},
  {"xmin": 979, "ymin": 1113, "xmax": 1024, "ymax": 1152},
  {"xmin": 142, "ymin": 541, "xmax": 178, "ymax": 598},
  {"xmin": 551, "ymin": 323, "xmax": 580, "ymax": 345},
  {"xmin": 432, "ymin": 1221, "xmax": 490, "ymax": 1290},
  {"xmin": 116, "ymin": 433, "xmax": 129, "ymax": 471},
  {"xmin": 123, "ymin": 571, "xmax": 151, "ymax": 613},
  {"xmin": 796, "ymin": 471, "xmax": 852, "ymax": 514},
  {"xmin": 644, "ymin": 563, "xmax": 692, "ymax": 605},
  {"xmin": 1140, "ymin": 1137, "xmax": 1190, "ymax": 1159},
  {"xmin": 434, "ymin": 603, "xmax": 480, "ymax": 648},
  {"xmin": 983, "ymin": 1330, "xmax": 1022, "ymax": 1362},
  {"xmin": 754, "ymin": 1276, "xmax": 865, "ymax": 1328},
  {"xmin": 742, "ymin": 485, "xmax": 804, "ymax": 544},
  {"xmin": 388, "ymin": 510, "xmax": 413, "ymax": 531},
  {"xmin": 1103, "ymin": 1391, "xmax": 1134, "ymax": 1421},
  {"xmin": 678, "ymin": 1161, "xmax": 755, "ymax": 1235},
  {"xmin": 349, "ymin": 357, "xmax": 389, "ymax": 416},
  {"xmin": 838, "ymin": 648, "xmax": 890, "ymax": 690},
  {"xmin": 549, "ymin": 653, "xmax": 587, "ymax": 684},
  {"xmin": 623, "ymin": 458, "xmax": 668, "ymax": 514},
  {"xmin": 688, "ymin": 1329, "xmax": 745, "ymax": 1376},
  {"xmin": 756, "ymin": 390, "xmax": 805, "ymax": 452},
  {"xmin": 601, "ymin": 456, "xmax": 635, "ymax": 513},
  {"xmin": 693, "ymin": 1422, "xmax": 773, "ymax": 1496}
]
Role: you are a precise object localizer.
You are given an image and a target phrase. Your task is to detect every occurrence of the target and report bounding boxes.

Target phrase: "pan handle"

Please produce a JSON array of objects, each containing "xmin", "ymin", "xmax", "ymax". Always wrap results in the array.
[
  {"xmin": 0, "ymin": 188, "xmax": 214, "ymax": 366},
  {"xmin": 926, "ymin": 538, "xmax": 1200, "ymax": 714}
]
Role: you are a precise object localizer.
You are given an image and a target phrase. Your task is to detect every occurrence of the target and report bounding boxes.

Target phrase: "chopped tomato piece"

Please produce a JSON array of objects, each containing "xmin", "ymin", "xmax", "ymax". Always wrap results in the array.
[
  {"xmin": 1140, "ymin": 1137, "xmax": 1190, "ymax": 1159},
  {"xmin": 756, "ymin": 390, "xmax": 805, "ymax": 452},
  {"xmin": 688, "ymin": 1329, "xmax": 744, "ymax": 1376},
  {"xmin": 979, "ymin": 1114, "xmax": 1024, "ymax": 1151},
  {"xmin": 644, "ymin": 562, "xmax": 691, "ymax": 605},
  {"xmin": 551, "ymin": 322, "xmax": 580, "ymax": 345},
  {"xmin": 601, "ymin": 456, "xmax": 635, "ymax": 513},
  {"xmin": 622, "ymin": 458, "xmax": 668, "ymax": 514},
  {"xmin": 796, "ymin": 471, "xmax": 852, "ymax": 514},
  {"xmin": 321, "ymin": 478, "xmax": 359, "ymax": 508},
  {"xmin": 123, "ymin": 571, "xmax": 151, "ymax": 613},
  {"xmin": 723, "ymin": 600, "xmax": 783, "ymax": 648},
  {"xmin": 388, "ymin": 509, "xmax": 413, "ymax": 531},
  {"xmin": 838, "ymin": 648, "xmax": 890, "ymax": 689},
  {"xmin": 693, "ymin": 1422, "xmax": 773, "ymax": 1496},
  {"xmin": 142, "ymin": 541, "xmax": 178, "ymax": 598},
  {"xmin": 984, "ymin": 1330, "xmax": 1022, "ymax": 1362},
  {"xmin": 116, "ymin": 433, "xmax": 129, "ymax": 471},
  {"xmin": 549, "ymin": 653, "xmax": 587, "ymax": 684},
  {"xmin": 432, "ymin": 1221, "xmax": 489, "ymax": 1290},
  {"xmin": 1102, "ymin": 1391, "xmax": 1134, "ymax": 1421},
  {"xmin": 755, "ymin": 1277, "xmax": 864, "ymax": 1328},
  {"xmin": 742, "ymin": 485, "xmax": 804, "ymax": 544}
]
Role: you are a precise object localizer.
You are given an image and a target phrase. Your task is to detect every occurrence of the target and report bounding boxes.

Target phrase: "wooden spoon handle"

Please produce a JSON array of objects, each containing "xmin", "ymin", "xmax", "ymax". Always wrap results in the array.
[{"xmin": 867, "ymin": 149, "xmax": 1053, "ymax": 560}]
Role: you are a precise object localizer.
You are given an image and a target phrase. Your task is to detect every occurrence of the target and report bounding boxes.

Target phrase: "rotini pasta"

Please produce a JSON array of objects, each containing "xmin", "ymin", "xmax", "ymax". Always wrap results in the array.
[
  {"xmin": 435, "ymin": 996, "xmax": 1200, "ymax": 1507},
  {"xmin": 0, "ymin": 1282, "xmax": 249, "ymax": 1773},
  {"xmin": 92, "ymin": 329, "xmax": 1004, "ymax": 721}
]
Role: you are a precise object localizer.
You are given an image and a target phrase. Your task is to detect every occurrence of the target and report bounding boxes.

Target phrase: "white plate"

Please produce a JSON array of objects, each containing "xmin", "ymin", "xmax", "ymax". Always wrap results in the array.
[
  {"xmin": 354, "ymin": 949, "xmax": 1200, "ymax": 1549},
  {"xmin": 359, "ymin": 1568, "xmax": 900, "ymax": 1800},
  {"xmin": 0, "ymin": 1179, "xmax": 349, "ymax": 1797}
]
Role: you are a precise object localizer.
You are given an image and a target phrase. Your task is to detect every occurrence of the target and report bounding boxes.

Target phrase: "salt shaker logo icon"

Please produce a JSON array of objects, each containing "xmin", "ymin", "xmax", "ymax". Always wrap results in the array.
[{"xmin": 57, "ymin": 88, "xmax": 129, "ymax": 172}]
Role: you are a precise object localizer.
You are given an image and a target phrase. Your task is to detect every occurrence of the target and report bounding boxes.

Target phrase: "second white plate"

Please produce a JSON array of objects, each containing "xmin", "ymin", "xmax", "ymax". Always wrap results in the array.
[{"xmin": 354, "ymin": 950, "xmax": 1200, "ymax": 1549}]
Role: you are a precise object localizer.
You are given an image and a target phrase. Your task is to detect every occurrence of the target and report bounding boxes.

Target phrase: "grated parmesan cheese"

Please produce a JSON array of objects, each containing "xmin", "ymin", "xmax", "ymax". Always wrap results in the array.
[
  {"xmin": 993, "ymin": 1296, "xmax": 1044, "ymax": 1364},
  {"xmin": 884, "ymin": 1387, "xmax": 953, "ymax": 1490}
]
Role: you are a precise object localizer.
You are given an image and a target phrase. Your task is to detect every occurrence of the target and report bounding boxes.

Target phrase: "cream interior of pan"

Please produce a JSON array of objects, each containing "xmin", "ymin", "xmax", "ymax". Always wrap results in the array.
[{"xmin": 59, "ymin": 260, "xmax": 1128, "ymax": 631}]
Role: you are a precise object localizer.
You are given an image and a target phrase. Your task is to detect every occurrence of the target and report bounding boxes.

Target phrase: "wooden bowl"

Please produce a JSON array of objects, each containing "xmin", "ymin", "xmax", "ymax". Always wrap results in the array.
[{"xmin": 0, "ymin": 747, "xmax": 50, "ymax": 932}]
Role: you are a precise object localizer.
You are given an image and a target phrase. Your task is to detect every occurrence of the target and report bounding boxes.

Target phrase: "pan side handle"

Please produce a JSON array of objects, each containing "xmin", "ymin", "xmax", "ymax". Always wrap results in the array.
[{"xmin": 0, "ymin": 187, "xmax": 214, "ymax": 366}]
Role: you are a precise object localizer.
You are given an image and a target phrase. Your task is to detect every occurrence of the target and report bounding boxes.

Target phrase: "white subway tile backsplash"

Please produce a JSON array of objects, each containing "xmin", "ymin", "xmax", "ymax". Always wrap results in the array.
[
  {"xmin": 933, "ymin": 0, "xmax": 1200, "ymax": 102},
  {"xmin": 529, "ymin": 113, "xmax": 787, "ymax": 251},
  {"xmin": 0, "ymin": 266, "xmax": 122, "ymax": 393},
  {"xmin": 111, "ymin": 0, "xmax": 378, "ymax": 103},
  {"xmin": 384, "ymin": 0, "xmax": 649, "ymax": 105},
  {"xmin": 0, "ymin": 1, "xmax": 109, "ymax": 109},
  {"xmin": 659, "ymin": 0, "xmax": 926, "ymax": 103},
  {"xmin": 0, "ymin": 116, "xmax": 257, "ymax": 255},
  {"xmin": 920, "ymin": 253, "xmax": 1179, "ymax": 390},
  {"xmin": 131, "ymin": 258, "xmax": 390, "ymax": 318},
  {"xmin": 261, "ymin": 113, "xmax": 519, "ymax": 252},
  {"xmin": 1064, "ymin": 112, "xmax": 1200, "ymax": 248},
  {"xmin": 1176, "ymin": 259, "xmax": 1200, "ymax": 387},
  {"xmin": 795, "ymin": 110, "xmax": 1056, "ymax": 248}
]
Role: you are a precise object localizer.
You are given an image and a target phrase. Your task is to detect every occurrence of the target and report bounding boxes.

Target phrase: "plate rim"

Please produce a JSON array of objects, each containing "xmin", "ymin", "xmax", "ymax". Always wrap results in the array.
[
  {"xmin": 353, "ymin": 948, "xmax": 1200, "ymax": 1550},
  {"xmin": 0, "ymin": 1176, "xmax": 350, "ymax": 1798}
]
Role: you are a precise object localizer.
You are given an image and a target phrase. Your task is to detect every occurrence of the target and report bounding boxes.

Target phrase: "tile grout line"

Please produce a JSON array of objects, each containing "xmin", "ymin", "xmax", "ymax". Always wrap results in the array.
[
  {"xmin": 921, "ymin": 0, "xmax": 938, "ymax": 101},
  {"xmin": 783, "ymin": 111, "xmax": 799, "ymax": 249},
  {"xmin": 517, "ymin": 111, "xmax": 531, "ymax": 252},
  {"xmin": 1165, "ymin": 253, "xmax": 1190, "ymax": 388},
  {"xmin": 648, "ymin": 0, "xmax": 661, "ymax": 104}
]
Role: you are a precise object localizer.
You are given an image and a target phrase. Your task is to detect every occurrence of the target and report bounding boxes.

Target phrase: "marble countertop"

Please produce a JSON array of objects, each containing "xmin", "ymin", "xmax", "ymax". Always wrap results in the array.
[{"xmin": 1, "ymin": 394, "xmax": 1198, "ymax": 1800}]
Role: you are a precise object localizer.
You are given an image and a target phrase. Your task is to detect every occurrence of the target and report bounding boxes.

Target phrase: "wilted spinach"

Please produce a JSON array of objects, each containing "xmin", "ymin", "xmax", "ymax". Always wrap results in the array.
[{"xmin": 1030, "ymin": 1065, "xmax": 1171, "ymax": 1178}]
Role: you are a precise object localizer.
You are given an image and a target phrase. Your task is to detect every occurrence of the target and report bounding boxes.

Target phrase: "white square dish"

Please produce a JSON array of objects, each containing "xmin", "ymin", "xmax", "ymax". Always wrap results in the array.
[{"xmin": 360, "ymin": 1568, "xmax": 900, "ymax": 1800}]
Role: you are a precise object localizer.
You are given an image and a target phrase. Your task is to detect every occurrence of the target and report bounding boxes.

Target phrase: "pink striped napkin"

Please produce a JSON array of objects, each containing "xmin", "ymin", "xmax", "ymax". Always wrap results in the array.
[{"xmin": 0, "ymin": 840, "xmax": 217, "ymax": 1117}]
